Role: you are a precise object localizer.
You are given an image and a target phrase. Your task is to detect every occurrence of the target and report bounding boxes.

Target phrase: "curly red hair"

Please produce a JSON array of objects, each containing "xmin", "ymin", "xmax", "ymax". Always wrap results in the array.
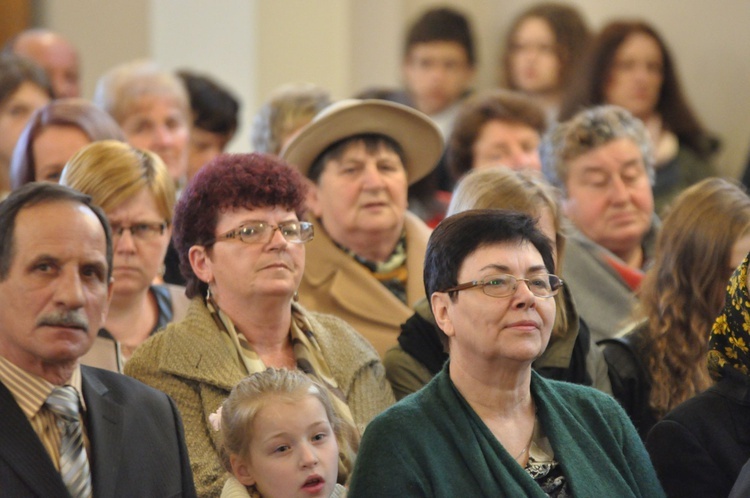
[{"xmin": 173, "ymin": 153, "xmax": 308, "ymax": 298}]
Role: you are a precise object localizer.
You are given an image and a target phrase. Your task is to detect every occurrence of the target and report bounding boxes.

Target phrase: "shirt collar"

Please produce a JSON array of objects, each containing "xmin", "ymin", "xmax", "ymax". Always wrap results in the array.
[{"xmin": 0, "ymin": 356, "xmax": 86, "ymax": 417}]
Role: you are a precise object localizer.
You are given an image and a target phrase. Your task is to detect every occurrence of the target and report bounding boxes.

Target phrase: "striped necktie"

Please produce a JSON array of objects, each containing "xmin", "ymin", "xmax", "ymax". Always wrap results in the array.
[{"xmin": 46, "ymin": 386, "xmax": 93, "ymax": 498}]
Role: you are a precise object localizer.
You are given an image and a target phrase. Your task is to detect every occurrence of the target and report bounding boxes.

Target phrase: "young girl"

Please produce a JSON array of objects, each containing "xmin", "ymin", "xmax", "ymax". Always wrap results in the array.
[{"xmin": 218, "ymin": 368, "xmax": 348, "ymax": 498}]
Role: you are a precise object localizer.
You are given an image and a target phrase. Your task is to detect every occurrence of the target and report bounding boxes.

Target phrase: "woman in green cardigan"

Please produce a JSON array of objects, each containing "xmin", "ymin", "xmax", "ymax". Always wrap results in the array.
[{"xmin": 349, "ymin": 209, "xmax": 664, "ymax": 497}]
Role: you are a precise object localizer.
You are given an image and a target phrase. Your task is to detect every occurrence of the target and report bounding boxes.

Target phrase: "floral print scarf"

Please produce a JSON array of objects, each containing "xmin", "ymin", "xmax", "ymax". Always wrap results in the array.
[{"xmin": 708, "ymin": 253, "xmax": 750, "ymax": 381}]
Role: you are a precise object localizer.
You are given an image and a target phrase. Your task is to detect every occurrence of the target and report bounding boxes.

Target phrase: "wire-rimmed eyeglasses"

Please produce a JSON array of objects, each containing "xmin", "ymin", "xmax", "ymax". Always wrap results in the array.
[
  {"xmin": 442, "ymin": 273, "xmax": 563, "ymax": 299},
  {"xmin": 209, "ymin": 220, "xmax": 314, "ymax": 246}
]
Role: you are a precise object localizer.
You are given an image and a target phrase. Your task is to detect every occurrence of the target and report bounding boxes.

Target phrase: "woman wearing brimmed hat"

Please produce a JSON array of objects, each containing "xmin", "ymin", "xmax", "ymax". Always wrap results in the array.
[{"xmin": 282, "ymin": 99, "xmax": 443, "ymax": 357}]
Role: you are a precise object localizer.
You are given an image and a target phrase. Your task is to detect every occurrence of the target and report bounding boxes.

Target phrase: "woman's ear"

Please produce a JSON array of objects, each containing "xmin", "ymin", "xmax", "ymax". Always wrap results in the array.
[
  {"xmin": 431, "ymin": 292, "xmax": 455, "ymax": 339},
  {"xmin": 305, "ymin": 178, "xmax": 323, "ymax": 218},
  {"xmin": 188, "ymin": 245, "xmax": 213, "ymax": 284},
  {"xmin": 230, "ymin": 454, "xmax": 256, "ymax": 487}
]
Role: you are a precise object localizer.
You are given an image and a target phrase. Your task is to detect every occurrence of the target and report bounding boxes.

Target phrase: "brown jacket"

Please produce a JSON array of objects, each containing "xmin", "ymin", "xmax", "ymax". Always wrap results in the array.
[{"xmin": 299, "ymin": 211, "xmax": 431, "ymax": 357}]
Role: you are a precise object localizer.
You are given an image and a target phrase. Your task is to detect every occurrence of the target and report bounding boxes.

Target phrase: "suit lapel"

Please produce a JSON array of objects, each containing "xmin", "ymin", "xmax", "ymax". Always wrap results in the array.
[
  {"xmin": 82, "ymin": 367, "xmax": 123, "ymax": 498},
  {"xmin": 0, "ymin": 381, "xmax": 70, "ymax": 496}
]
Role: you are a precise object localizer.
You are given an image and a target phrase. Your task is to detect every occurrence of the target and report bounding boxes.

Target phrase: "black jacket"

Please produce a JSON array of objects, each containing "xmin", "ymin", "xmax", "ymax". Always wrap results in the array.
[{"xmin": 646, "ymin": 374, "xmax": 750, "ymax": 498}]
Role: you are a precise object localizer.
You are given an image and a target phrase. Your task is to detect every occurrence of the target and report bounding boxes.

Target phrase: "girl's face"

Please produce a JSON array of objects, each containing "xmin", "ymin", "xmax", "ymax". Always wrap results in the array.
[
  {"xmin": 603, "ymin": 32, "xmax": 664, "ymax": 120},
  {"xmin": 509, "ymin": 17, "xmax": 561, "ymax": 95},
  {"xmin": 231, "ymin": 394, "xmax": 339, "ymax": 498}
]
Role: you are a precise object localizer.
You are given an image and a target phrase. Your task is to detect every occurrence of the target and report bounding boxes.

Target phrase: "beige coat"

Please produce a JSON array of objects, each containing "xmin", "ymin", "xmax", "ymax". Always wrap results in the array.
[
  {"xmin": 299, "ymin": 211, "xmax": 431, "ymax": 357},
  {"xmin": 125, "ymin": 298, "xmax": 394, "ymax": 498}
]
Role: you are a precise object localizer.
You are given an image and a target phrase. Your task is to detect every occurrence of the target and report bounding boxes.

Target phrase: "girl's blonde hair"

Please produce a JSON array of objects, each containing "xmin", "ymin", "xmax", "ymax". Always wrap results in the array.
[{"xmin": 219, "ymin": 368, "xmax": 356, "ymax": 477}]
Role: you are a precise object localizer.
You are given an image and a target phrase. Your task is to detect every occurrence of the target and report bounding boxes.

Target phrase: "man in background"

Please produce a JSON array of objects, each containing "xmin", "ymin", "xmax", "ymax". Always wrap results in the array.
[
  {"xmin": 5, "ymin": 29, "xmax": 81, "ymax": 99},
  {"xmin": 402, "ymin": 7, "xmax": 476, "ymax": 138}
]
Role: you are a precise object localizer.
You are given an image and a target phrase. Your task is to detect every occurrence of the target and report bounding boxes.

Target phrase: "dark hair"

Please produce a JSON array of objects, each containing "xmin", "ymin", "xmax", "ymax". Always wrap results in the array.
[
  {"xmin": 307, "ymin": 134, "xmax": 405, "ymax": 184},
  {"xmin": 447, "ymin": 90, "xmax": 546, "ymax": 181},
  {"xmin": 559, "ymin": 20, "xmax": 715, "ymax": 158},
  {"xmin": 0, "ymin": 182, "xmax": 113, "ymax": 281},
  {"xmin": 177, "ymin": 70, "xmax": 239, "ymax": 136},
  {"xmin": 174, "ymin": 153, "xmax": 308, "ymax": 298},
  {"xmin": 424, "ymin": 209, "xmax": 555, "ymax": 300},
  {"xmin": 502, "ymin": 2, "xmax": 590, "ymax": 92},
  {"xmin": 0, "ymin": 54, "xmax": 53, "ymax": 104},
  {"xmin": 404, "ymin": 7, "xmax": 476, "ymax": 66},
  {"xmin": 10, "ymin": 99, "xmax": 125, "ymax": 189}
]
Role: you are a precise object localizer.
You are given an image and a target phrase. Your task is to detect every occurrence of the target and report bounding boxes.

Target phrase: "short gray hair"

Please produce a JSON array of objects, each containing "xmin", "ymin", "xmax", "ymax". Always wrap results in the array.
[
  {"xmin": 93, "ymin": 59, "xmax": 189, "ymax": 124},
  {"xmin": 251, "ymin": 83, "xmax": 331, "ymax": 155},
  {"xmin": 541, "ymin": 105, "xmax": 654, "ymax": 195}
]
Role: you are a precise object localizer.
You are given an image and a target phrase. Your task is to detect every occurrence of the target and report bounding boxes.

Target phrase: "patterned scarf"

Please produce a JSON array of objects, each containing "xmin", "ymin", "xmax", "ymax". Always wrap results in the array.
[
  {"xmin": 206, "ymin": 297, "xmax": 357, "ymax": 482},
  {"xmin": 707, "ymin": 254, "xmax": 750, "ymax": 381},
  {"xmin": 334, "ymin": 230, "xmax": 408, "ymax": 304}
]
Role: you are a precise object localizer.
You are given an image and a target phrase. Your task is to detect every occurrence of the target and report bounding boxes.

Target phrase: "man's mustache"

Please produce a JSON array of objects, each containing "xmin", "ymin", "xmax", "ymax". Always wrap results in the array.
[{"xmin": 36, "ymin": 310, "xmax": 89, "ymax": 331}]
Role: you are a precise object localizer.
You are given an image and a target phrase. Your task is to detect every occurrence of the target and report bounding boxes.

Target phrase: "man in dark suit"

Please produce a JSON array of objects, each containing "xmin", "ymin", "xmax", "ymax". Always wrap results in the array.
[{"xmin": 0, "ymin": 183, "xmax": 196, "ymax": 497}]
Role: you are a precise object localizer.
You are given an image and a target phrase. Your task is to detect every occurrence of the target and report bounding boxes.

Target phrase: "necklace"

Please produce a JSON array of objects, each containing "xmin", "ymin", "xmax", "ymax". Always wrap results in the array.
[{"xmin": 514, "ymin": 414, "xmax": 537, "ymax": 463}]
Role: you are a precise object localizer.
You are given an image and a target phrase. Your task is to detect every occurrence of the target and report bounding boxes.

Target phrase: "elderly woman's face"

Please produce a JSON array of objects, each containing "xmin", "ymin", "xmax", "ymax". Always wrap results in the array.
[
  {"xmin": 563, "ymin": 138, "xmax": 653, "ymax": 257},
  {"xmin": 107, "ymin": 188, "xmax": 171, "ymax": 299},
  {"xmin": 433, "ymin": 241, "xmax": 555, "ymax": 365},
  {"xmin": 120, "ymin": 95, "xmax": 189, "ymax": 183},
  {"xmin": 308, "ymin": 141, "xmax": 408, "ymax": 247},
  {"xmin": 197, "ymin": 206, "xmax": 305, "ymax": 306}
]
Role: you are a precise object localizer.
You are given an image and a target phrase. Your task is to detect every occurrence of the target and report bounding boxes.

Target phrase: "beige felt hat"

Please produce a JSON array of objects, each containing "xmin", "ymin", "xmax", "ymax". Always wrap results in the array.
[{"xmin": 280, "ymin": 99, "xmax": 444, "ymax": 185}]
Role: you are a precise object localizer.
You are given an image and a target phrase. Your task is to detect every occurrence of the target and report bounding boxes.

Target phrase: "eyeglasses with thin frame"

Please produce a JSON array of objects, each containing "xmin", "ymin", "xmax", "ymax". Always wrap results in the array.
[
  {"xmin": 442, "ymin": 273, "xmax": 563, "ymax": 299},
  {"xmin": 110, "ymin": 222, "xmax": 168, "ymax": 240},
  {"xmin": 209, "ymin": 220, "xmax": 314, "ymax": 246}
]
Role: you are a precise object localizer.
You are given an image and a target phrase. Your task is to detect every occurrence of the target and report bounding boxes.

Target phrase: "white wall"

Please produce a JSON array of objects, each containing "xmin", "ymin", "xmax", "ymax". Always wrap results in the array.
[
  {"xmin": 39, "ymin": 0, "xmax": 750, "ymax": 175},
  {"xmin": 149, "ymin": 0, "xmax": 257, "ymax": 153}
]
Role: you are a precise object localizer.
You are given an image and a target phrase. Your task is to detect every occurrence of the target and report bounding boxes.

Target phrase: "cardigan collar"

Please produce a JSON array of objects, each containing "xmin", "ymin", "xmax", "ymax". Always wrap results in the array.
[{"xmin": 156, "ymin": 298, "xmax": 247, "ymax": 391}]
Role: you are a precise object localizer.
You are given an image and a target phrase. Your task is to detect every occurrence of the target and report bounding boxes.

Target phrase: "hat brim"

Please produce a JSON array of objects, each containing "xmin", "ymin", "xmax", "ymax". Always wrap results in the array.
[{"xmin": 280, "ymin": 99, "xmax": 444, "ymax": 186}]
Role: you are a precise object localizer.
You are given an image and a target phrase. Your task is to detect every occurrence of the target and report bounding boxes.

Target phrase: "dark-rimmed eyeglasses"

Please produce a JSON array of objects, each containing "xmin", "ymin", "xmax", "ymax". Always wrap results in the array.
[
  {"xmin": 110, "ymin": 222, "xmax": 168, "ymax": 240},
  {"xmin": 442, "ymin": 273, "xmax": 563, "ymax": 299},
  {"xmin": 209, "ymin": 220, "xmax": 314, "ymax": 246}
]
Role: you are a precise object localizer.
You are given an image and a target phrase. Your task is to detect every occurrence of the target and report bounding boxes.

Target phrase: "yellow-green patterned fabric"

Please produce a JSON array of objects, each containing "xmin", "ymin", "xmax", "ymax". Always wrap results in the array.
[{"xmin": 708, "ymin": 254, "xmax": 750, "ymax": 380}]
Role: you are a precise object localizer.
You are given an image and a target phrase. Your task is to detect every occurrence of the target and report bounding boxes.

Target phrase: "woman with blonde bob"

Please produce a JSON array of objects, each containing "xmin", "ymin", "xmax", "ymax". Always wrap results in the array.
[
  {"xmin": 385, "ymin": 166, "xmax": 611, "ymax": 399},
  {"xmin": 603, "ymin": 177, "xmax": 750, "ymax": 439},
  {"xmin": 61, "ymin": 140, "xmax": 188, "ymax": 363},
  {"xmin": 218, "ymin": 368, "xmax": 349, "ymax": 498}
]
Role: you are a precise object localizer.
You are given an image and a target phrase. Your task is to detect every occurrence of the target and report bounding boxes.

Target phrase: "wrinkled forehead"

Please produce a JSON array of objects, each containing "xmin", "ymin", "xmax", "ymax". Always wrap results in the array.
[
  {"xmin": 12, "ymin": 200, "xmax": 107, "ymax": 256},
  {"xmin": 33, "ymin": 199, "xmax": 107, "ymax": 254}
]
